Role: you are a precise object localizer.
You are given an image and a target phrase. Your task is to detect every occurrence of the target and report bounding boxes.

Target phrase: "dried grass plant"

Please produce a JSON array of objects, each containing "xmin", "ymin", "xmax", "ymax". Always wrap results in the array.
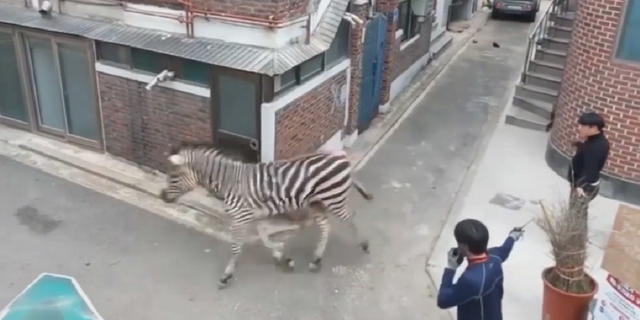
[{"xmin": 537, "ymin": 194, "xmax": 595, "ymax": 294}]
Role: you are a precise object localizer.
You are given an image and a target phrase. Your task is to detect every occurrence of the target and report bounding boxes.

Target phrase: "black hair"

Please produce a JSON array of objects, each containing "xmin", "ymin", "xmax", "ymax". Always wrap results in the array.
[
  {"xmin": 453, "ymin": 219, "xmax": 489, "ymax": 255},
  {"xmin": 578, "ymin": 112, "xmax": 605, "ymax": 131}
]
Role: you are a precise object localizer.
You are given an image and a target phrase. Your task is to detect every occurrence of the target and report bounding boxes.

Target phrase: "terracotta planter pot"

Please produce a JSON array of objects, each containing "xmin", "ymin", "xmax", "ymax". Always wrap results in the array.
[{"xmin": 541, "ymin": 267, "xmax": 598, "ymax": 320}]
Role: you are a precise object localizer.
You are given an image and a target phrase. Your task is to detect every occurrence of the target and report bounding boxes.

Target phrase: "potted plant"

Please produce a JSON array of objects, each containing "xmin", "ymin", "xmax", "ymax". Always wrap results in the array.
[{"xmin": 537, "ymin": 195, "xmax": 598, "ymax": 320}]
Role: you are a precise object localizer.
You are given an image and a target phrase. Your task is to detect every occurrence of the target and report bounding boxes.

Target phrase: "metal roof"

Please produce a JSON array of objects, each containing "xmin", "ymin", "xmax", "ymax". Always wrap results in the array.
[{"xmin": 0, "ymin": 0, "xmax": 349, "ymax": 75}]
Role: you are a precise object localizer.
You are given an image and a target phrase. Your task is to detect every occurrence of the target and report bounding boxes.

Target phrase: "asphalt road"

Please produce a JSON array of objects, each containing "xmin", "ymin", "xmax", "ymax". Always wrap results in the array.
[{"xmin": 0, "ymin": 12, "xmax": 536, "ymax": 320}]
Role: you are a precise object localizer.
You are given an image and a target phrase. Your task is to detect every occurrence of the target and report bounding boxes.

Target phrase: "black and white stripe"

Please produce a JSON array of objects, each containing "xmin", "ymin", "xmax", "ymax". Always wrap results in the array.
[{"xmin": 159, "ymin": 142, "xmax": 372, "ymax": 288}]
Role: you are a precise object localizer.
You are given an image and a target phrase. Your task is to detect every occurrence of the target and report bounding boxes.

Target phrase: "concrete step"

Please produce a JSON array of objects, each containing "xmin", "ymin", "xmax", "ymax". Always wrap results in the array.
[
  {"xmin": 528, "ymin": 60, "xmax": 564, "ymax": 78},
  {"xmin": 512, "ymin": 95, "xmax": 553, "ymax": 120},
  {"xmin": 524, "ymin": 71, "xmax": 562, "ymax": 91},
  {"xmin": 550, "ymin": 13, "xmax": 575, "ymax": 28},
  {"xmin": 515, "ymin": 83, "xmax": 558, "ymax": 104},
  {"xmin": 505, "ymin": 106, "xmax": 551, "ymax": 132},
  {"xmin": 540, "ymin": 37, "xmax": 570, "ymax": 52},
  {"xmin": 548, "ymin": 25, "xmax": 573, "ymax": 40},
  {"xmin": 534, "ymin": 48, "xmax": 567, "ymax": 65}
]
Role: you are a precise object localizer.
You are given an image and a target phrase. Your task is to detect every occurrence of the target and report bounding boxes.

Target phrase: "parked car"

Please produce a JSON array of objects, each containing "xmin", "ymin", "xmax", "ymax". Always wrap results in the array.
[{"xmin": 491, "ymin": 0, "xmax": 539, "ymax": 22}]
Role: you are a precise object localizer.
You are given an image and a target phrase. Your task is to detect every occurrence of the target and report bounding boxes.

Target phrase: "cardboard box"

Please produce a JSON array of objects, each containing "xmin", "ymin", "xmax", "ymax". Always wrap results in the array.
[{"xmin": 601, "ymin": 205, "xmax": 640, "ymax": 292}]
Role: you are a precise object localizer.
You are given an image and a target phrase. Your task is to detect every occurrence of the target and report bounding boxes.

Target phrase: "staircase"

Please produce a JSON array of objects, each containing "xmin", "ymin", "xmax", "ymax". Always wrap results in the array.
[{"xmin": 505, "ymin": 5, "xmax": 575, "ymax": 131}]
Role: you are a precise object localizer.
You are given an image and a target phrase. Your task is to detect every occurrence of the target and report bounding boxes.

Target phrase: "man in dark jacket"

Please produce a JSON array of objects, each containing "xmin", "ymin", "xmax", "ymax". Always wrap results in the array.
[
  {"xmin": 435, "ymin": 219, "xmax": 524, "ymax": 320},
  {"xmin": 568, "ymin": 112, "xmax": 610, "ymax": 204}
]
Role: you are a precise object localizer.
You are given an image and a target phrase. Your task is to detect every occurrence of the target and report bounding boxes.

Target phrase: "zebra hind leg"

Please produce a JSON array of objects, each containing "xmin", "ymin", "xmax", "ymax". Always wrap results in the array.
[
  {"xmin": 256, "ymin": 220, "xmax": 296, "ymax": 272},
  {"xmin": 347, "ymin": 211, "xmax": 370, "ymax": 253},
  {"xmin": 309, "ymin": 211, "xmax": 330, "ymax": 272},
  {"xmin": 338, "ymin": 207, "xmax": 369, "ymax": 253}
]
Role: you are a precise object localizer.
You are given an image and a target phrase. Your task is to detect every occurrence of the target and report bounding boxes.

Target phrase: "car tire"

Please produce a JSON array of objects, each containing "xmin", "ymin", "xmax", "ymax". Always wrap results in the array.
[
  {"xmin": 526, "ymin": 11, "xmax": 536, "ymax": 22},
  {"xmin": 491, "ymin": 9, "xmax": 500, "ymax": 19}
]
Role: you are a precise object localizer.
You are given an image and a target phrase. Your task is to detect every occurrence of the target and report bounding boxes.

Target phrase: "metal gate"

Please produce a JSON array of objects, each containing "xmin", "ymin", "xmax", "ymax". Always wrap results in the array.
[{"xmin": 358, "ymin": 13, "xmax": 387, "ymax": 132}]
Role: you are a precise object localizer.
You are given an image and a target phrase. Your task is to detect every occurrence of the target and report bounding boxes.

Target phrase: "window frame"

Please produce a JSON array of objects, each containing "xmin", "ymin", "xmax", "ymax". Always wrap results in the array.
[
  {"xmin": 19, "ymin": 29, "xmax": 104, "ymax": 150},
  {"xmin": 273, "ymin": 16, "xmax": 352, "ymax": 94},
  {"xmin": 398, "ymin": 0, "xmax": 421, "ymax": 42},
  {"xmin": 325, "ymin": 18, "xmax": 351, "ymax": 68},
  {"xmin": 0, "ymin": 26, "xmax": 32, "ymax": 129},
  {"xmin": 614, "ymin": 0, "xmax": 640, "ymax": 64},
  {"xmin": 95, "ymin": 42, "xmax": 212, "ymax": 87}
]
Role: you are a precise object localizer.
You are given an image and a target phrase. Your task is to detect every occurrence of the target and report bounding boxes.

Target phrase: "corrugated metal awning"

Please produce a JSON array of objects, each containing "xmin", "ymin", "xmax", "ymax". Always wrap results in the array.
[{"xmin": 0, "ymin": 0, "xmax": 349, "ymax": 75}]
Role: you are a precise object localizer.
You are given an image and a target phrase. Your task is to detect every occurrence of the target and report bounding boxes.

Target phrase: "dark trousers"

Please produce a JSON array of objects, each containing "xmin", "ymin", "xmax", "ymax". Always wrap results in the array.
[{"xmin": 569, "ymin": 184, "xmax": 599, "ymax": 217}]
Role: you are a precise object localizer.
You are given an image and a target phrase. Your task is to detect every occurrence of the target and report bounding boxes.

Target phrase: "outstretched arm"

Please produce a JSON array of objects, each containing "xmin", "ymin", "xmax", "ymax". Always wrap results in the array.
[
  {"xmin": 437, "ymin": 269, "xmax": 475, "ymax": 309},
  {"xmin": 488, "ymin": 236, "xmax": 516, "ymax": 263}
]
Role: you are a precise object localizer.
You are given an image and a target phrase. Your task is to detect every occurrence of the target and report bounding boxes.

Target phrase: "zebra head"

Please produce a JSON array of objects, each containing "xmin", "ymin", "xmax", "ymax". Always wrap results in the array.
[{"xmin": 160, "ymin": 143, "xmax": 212, "ymax": 203}]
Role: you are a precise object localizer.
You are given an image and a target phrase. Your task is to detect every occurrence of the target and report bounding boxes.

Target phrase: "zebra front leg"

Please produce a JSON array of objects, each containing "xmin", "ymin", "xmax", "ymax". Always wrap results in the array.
[
  {"xmin": 309, "ymin": 212, "xmax": 330, "ymax": 272},
  {"xmin": 219, "ymin": 221, "xmax": 249, "ymax": 289}
]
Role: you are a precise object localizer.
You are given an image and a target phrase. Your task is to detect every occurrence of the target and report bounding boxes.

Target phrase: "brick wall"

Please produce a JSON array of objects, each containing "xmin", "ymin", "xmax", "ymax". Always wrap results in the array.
[
  {"xmin": 551, "ymin": 0, "xmax": 640, "ymax": 182},
  {"xmin": 377, "ymin": 0, "xmax": 432, "ymax": 104},
  {"xmin": 391, "ymin": 21, "xmax": 432, "ymax": 81},
  {"xmin": 274, "ymin": 70, "xmax": 348, "ymax": 159},
  {"xmin": 98, "ymin": 73, "xmax": 212, "ymax": 172}
]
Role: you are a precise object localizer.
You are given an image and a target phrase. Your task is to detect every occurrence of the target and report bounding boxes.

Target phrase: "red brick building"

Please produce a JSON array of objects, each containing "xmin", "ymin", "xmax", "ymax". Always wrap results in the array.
[
  {"xmin": 546, "ymin": 0, "xmax": 640, "ymax": 204},
  {"xmin": 0, "ymin": 0, "xmax": 451, "ymax": 172}
]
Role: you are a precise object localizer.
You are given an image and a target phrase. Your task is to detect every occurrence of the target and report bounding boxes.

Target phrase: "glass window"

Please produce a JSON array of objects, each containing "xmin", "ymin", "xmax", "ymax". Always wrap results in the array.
[
  {"xmin": 96, "ymin": 42, "xmax": 129, "ymax": 65},
  {"xmin": 278, "ymin": 68, "xmax": 297, "ymax": 91},
  {"xmin": 58, "ymin": 43, "xmax": 100, "ymax": 141},
  {"xmin": 398, "ymin": 0, "xmax": 420, "ymax": 41},
  {"xmin": 27, "ymin": 37, "xmax": 66, "ymax": 131},
  {"xmin": 218, "ymin": 74, "xmax": 257, "ymax": 139},
  {"xmin": 325, "ymin": 19, "xmax": 350, "ymax": 67},
  {"xmin": 181, "ymin": 59, "xmax": 210, "ymax": 85},
  {"xmin": 131, "ymin": 49, "xmax": 166, "ymax": 73},
  {"xmin": 0, "ymin": 32, "xmax": 28, "ymax": 122},
  {"xmin": 299, "ymin": 54, "xmax": 324, "ymax": 81},
  {"xmin": 617, "ymin": 0, "xmax": 640, "ymax": 62}
]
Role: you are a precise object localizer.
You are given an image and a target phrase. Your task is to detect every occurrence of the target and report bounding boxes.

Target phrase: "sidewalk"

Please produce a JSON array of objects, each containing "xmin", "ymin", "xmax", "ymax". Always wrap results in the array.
[
  {"xmin": 0, "ymin": 11, "xmax": 490, "ymax": 242},
  {"xmin": 426, "ymin": 124, "xmax": 625, "ymax": 320}
]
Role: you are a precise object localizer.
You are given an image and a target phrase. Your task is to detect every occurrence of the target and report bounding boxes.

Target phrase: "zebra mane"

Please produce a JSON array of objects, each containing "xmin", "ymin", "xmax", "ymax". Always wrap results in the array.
[{"xmin": 169, "ymin": 141, "xmax": 217, "ymax": 156}]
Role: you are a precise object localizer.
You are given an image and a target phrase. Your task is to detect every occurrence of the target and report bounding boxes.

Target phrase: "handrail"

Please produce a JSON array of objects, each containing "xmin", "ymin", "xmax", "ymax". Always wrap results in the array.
[{"xmin": 520, "ymin": 0, "xmax": 568, "ymax": 83}]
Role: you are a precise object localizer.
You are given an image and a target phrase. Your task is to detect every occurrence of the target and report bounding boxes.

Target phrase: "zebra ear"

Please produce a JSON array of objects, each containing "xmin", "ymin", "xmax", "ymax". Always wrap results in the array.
[{"xmin": 168, "ymin": 155, "xmax": 185, "ymax": 166}]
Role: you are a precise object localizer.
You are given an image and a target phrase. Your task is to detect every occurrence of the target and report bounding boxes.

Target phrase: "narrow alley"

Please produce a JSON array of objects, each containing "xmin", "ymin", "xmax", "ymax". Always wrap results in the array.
[{"xmin": 0, "ymin": 12, "xmax": 538, "ymax": 320}]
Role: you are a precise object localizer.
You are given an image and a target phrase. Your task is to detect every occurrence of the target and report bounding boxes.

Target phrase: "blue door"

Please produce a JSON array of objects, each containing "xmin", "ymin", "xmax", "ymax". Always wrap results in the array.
[{"xmin": 358, "ymin": 13, "xmax": 387, "ymax": 132}]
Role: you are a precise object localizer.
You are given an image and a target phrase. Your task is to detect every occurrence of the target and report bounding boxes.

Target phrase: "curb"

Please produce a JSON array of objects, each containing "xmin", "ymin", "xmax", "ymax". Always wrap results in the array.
[
  {"xmin": 17, "ymin": 143, "xmax": 227, "ymax": 224},
  {"xmin": 351, "ymin": 12, "xmax": 491, "ymax": 170}
]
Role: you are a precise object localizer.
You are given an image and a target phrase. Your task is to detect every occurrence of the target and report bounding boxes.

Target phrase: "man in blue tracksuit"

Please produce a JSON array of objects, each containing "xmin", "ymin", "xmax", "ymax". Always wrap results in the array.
[{"xmin": 435, "ymin": 218, "xmax": 524, "ymax": 320}]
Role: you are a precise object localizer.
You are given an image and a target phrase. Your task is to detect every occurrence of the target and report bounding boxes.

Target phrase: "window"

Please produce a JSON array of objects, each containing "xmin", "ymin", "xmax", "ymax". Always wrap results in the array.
[
  {"xmin": 274, "ymin": 16, "xmax": 351, "ymax": 93},
  {"xmin": 325, "ymin": 19, "xmax": 351, "ymax": 67},
  {"xmin": 96, "ymin": 42, "xmax": 211, "ymax": 86},
  {"xmin": 26, "ymin": 36, "xmax": 101, "ymax": 143},
  {"xmin": 398, "ymin": 0, "xmax": 421, "ymax": 41},
  {"xmin": 616, "ymin": 0, "xmax": 640, "ymax": 62},
  {"xmin": 0, "ymin": 31, "xmax": 28, "ymax": 123},
  {"xmin": 300, "ymin": 54, "xmax": 324, "ymax": 80},
  {"xmin": 96, "ymin": 42, "xmax": 129, "ymax": 66}
]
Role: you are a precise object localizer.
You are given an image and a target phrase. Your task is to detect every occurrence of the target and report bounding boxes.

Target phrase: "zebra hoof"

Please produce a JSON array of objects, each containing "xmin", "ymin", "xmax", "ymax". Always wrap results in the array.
[
  {"xmin": 217, "ymin": 274, "xmax": 233, "ymax": 290},
  {"xmin": 275, "ymin": 257, "xmax": 295, "ymax": 272},
  {"xmin": 279, "ymin": 258, "xmax": 295, "ymax": 273},
  {"xmin": 359, "ymin": 241, "xmax": 370, "ymax": 253},
  {"xmin": 309, "ymin": 258, "xmax": 322, "ymax": 272}
]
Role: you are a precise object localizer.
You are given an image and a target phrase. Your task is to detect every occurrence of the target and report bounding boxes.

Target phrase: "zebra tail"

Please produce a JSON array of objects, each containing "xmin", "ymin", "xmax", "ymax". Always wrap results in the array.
[{"xmin": 352, "ymin": 179, "xmax": 374, "ymax": 201}]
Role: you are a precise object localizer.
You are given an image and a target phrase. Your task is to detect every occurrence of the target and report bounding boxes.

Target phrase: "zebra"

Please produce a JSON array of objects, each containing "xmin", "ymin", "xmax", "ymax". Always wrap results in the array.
[{"xmin": 159, "ymin": 141, "xmax": 373, "ymax": 289}]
